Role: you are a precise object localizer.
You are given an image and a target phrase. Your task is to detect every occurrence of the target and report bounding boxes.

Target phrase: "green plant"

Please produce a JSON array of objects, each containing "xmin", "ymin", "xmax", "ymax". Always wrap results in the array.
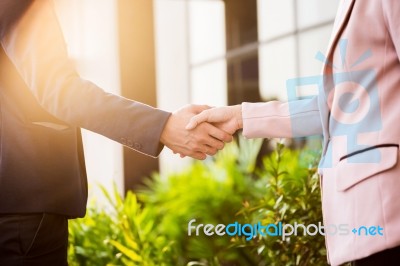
[
  {"xmin": 68, "ymin": 185, "xmax": 175, "ymax": 266},
  {"xmin": 137, "ymin": 137, "xmax": 264, "ymax": 265},
  {"xmin": 68, "ymin": 197, "xmax": 121, "ymax": 266},
  {"xmin": 232, "ymin": 141, "xmax": 325, "ymax": 266},
  {"xmin": 68, "ymin": 137, "xmax": 326, "ymax": 266},
  {"xmin": 105, "ymin": 188, "xmax": 176, "ymax": 266}
]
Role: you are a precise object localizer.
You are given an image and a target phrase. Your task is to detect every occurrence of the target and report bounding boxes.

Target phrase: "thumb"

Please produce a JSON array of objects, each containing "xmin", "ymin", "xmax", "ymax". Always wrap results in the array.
[{"xmin": 186, "ymin": 111, "xmax": 209, "ymax": 130}]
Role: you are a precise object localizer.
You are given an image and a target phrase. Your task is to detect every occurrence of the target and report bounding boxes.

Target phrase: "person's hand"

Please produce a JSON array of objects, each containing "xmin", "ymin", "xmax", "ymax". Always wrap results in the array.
[
  {"xmin": 160, "ymin": 104, "xmax": 233, "ymax": 160},
  {"xmin": 186, "ymin": 105, "xmax": 243, "ymax": 135}
]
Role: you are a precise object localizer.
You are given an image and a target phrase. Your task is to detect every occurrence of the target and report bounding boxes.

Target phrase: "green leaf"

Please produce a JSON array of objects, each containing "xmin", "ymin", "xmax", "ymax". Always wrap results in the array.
[{"xmin": 109, "ymin": 240, "xmax": 142, "ymax": 262}]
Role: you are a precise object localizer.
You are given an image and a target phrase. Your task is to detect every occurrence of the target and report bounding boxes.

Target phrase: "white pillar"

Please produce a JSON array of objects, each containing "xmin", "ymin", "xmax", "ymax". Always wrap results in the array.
[
  {"xmin": 154, "ymin": 0, "xmax": 227, "ymax": 175},
  {"xmin": 154, "ymin": 0, "xmax": 193, "ymax": 175}
]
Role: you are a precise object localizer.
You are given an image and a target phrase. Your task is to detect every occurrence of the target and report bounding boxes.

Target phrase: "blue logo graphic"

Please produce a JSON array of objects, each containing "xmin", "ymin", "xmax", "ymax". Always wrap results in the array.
[{"xmin": 286, "ymin": 39, "xmax": 383, "ymax": 167}]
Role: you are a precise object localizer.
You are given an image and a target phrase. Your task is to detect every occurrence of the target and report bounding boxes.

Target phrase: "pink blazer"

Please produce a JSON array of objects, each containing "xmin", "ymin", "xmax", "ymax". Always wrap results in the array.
[{"xmin": 242, "ymin": 0, "xmax": 400, "ymax": 265}]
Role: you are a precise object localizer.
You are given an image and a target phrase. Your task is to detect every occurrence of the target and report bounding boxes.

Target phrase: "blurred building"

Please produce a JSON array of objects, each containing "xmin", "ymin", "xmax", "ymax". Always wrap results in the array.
[{"xmin": 54, "ymin": 0, "xmax": 338, "ymax": 195}]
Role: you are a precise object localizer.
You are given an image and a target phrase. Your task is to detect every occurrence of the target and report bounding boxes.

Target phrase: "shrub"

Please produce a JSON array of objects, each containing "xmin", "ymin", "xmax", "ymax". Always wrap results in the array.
[
  {"xmin": 68, "ymin": 137, "xmax": 325, "ymax": 265},
  {"xmin": 231, "ymin": 142, "xmax": 325, "ymax": 266},
  {"xmin": 68, "ymin": 186, "xmax": 176, "ymax": 266}
]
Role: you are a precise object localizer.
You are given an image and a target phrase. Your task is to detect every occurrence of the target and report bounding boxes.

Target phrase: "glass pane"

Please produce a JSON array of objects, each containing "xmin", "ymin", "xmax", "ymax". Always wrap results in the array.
[
  {"xmin": 298, "ymin": 25, "xmax": 333, "ymax": 77},
  {"xmin": 297, "ymin": 0, "xmax": 339, "ymax": 29},
  {"xmin": 257, "ymin": 0, "xmax": 295, "ymax": 41},
  {"xmin": 259, "ymin": 36, "xmax": 297, "ymax": 101},
  {"xmin": 225, "ymin": 0, "xmax": 258, "ymax": 50},
  {"xmin": 227, "ymin": 53, "xmax": 261, "ymax": 105},
  {"xmin": 191, "ymin": 60, "xmax": 227, "ymax": 106},
  {"xmin": 189, "ymin": 0, "xmax": 226, "ymax": 65}
]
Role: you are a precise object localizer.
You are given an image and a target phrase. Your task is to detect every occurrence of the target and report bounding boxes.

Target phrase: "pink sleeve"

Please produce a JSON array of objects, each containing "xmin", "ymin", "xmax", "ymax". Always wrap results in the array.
[
  {"xmin": 242, "ymin": 101, "xmax": 293, "ymax": 138},
  {"xmin": 242, "ymin": 97, "xmax": 323, "ymax": 139}
]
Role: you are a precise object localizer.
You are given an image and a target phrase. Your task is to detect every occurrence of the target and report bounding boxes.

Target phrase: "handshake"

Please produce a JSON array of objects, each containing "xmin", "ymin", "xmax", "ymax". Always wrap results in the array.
[{"xmin": 160, "ymin": 104, "xmax": 243, "ymax": 160}]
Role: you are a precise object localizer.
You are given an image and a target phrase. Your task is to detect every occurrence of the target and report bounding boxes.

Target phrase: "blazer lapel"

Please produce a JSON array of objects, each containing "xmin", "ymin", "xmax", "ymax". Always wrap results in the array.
[
  {"xmin": 320, "ymin": 0, "xmax": 355, "ymax": 156},
  {"xmin": 325, "ymin": 0, "xmax": 356, "ymax": 63}
]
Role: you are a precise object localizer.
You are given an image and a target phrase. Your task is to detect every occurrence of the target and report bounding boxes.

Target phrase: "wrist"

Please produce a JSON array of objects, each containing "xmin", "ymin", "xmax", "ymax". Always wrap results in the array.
[
  {"xmin": 160, "ymin": 114, "xmax": 173, "ymax": 145},
  {"xmin": 234, "ymin": 104, "xmax": 243, "ymax": 129}
]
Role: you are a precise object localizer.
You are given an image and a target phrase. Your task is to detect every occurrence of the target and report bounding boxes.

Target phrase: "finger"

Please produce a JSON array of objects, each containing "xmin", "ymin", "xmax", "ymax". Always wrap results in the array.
[
  {"xmin": 205, "ymin": 123, "xmax": 233, "ymax": 143},
  {"xmin": 203, "ymin": 145, "xmax": 218, "ymax": 156},
  {"xmin": 203, "ymin": 135, "xmax": 225, "ymax": 151},
  {"xmin": 190, "ymin": 151, "xmax": 207, "ymax": 160},
  {"xmin": 177, "ymin": 148, "xmax": 206, "ymax": 160},
  {"xmin": 186, "ymin": 111, "xmax": 210, "ymax": 130}
]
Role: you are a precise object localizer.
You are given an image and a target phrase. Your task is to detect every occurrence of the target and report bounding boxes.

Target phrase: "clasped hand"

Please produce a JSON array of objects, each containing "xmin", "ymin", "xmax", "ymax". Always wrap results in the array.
[{"xmin": 160, "ymin": 104, "xmax": 243, "ymax": 160}]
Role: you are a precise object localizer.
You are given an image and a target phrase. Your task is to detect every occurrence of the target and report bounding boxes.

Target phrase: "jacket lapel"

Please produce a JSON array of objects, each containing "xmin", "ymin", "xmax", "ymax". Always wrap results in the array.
[
  {"xmin": 325, "ymin": 0, "xmax": 356, "ymax": 64},
  {"xmin": 320, "ymin": 0, "xmax": 355, "ymax": 156}
]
